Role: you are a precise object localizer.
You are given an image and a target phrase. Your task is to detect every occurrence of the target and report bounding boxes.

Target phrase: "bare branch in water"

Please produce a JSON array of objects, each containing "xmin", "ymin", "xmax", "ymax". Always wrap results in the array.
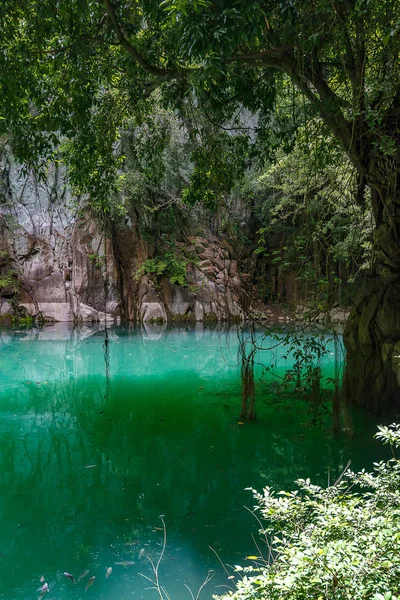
[{"xmin": 140, "ymin": 517, "xmax": 214, "ymax": 600}]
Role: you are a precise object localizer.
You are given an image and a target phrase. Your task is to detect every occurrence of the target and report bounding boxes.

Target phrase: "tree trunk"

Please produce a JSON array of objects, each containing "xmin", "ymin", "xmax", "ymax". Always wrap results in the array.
[
  {"xmin": 343, "ymin": 173, "xmax": 400, "ymax": 414},
  {"xmin": 343, "ymin": 279, "xmax": 400, "ymax": 414}
]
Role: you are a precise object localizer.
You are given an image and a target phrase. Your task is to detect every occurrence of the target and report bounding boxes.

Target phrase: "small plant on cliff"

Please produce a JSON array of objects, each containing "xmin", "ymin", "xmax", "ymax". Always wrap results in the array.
[
  {"xmin": 0, "ymin": 252, "xmax": 19, "ymax": 295},
  {"xmin": 0, "ymin": 273, "xmax": 15, "ymax": 290},
  {"xmin": 218, "ymin": 424, "xmax": 400, "ymax": 600},
  {"xmin": 135, "ymin": 250, "xmax": 190, "ymax": 288},
  {"xmin": 88, "ymin": 253, "xmax": 105, "ymax": 268},
  {"xmin": 12, "ymin": 314, "xmax": 35, "ymax": 328},
  {"xmin": 0, "ymin": 270, "xmax": 19, "ymax": 297}
]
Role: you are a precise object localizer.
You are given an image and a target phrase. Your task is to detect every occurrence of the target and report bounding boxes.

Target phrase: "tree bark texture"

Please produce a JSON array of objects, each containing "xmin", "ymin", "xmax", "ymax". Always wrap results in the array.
[{"xmin": 343, "ymin": 160, "xmax": 400, "ymax": 414}]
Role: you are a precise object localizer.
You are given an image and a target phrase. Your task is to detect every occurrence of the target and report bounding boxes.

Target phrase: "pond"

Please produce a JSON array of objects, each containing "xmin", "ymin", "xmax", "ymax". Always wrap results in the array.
[{"xmin": 0, "ymin": 324, "xmax": 385, "ymax": 599}]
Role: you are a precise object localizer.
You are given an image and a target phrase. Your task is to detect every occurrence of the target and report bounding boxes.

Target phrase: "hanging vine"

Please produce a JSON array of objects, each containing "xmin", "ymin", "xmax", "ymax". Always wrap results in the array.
[
  {"xmin": 238, "ymin": 324, "xmax": 257, "ymax": 421},
  {"xmin": 102, "ymin": 216, "xmax": 111, "ymax": 403}
]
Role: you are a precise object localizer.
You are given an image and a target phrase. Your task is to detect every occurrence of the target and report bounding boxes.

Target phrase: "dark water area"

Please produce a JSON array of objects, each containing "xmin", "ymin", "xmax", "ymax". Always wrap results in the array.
[{"xmin": 0, "ymin": 324, "xmax": 387, "ymax": 599}]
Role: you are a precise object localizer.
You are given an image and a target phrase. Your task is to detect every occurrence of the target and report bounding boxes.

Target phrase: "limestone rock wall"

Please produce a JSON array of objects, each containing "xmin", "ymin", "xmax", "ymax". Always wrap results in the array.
[
  {"xmin": 0, "ymin": 152, "xmax": 245, "ymax": 323},
  {"xmin": 0, "ymin": 154, "xmax": 118, "ymax": 322},
  {"xmin": 138, "ymin": 236, "xmax": 244, "ymax": 323}
]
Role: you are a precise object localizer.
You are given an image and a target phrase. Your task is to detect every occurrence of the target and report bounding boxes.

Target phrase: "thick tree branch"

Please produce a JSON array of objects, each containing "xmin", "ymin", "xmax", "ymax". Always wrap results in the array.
[
  {"xmin": 290, "ymin": 63, "xmax": 364, "ymax": 173},
  {"xmin": 103, "ymin": 0, "xmax": 174, "ymax": 78},
  {"xmin": 231, "ymin": 49, "xmax": 364, "ymax": 173},
  {"xmin": 227, "ymin": 46, "xmax": 293, "ymax": 62},
  {"xmin": 320, "ymin": 60, "xmax": 353, "ymax": 72}
]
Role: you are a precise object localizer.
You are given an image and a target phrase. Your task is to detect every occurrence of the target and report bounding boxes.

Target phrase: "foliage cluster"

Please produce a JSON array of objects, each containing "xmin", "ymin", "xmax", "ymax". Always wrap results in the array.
[
  {"xmin": 0, "ymin": 271, "xmax": 17, "ymax": 291},
  {"xmin": 122, "ymin": 106, "xmax": 190, "ymax": 203},
  {"xmin": 0, "ymin": 0, "xmax": 398, "ymax": 257},
  {"xmin": 11, "ymin": 314, "xmax": 35, "ymax": 328},
  {"xmin": 243, "ymin": 122, "xmax": 374, "ymax": 308},
  {"xmin": 0, "ymin": 252, "xmax": 19, "ymax": 296},
  {"xmin": 182, "ymin": 132, "xmax": 249, "ymax": 210},
  {"xmin": 120, "ymin": 106, "xmax": 194, "ymax": 242},
  {"xmin": 135, "ymin": 247, "xmax": 191, "ymax": 288},
  {"xmin": 219, "ymin": 424, "xmax": 400, "ymax": 600},
  {"xmin": 88, "ymin": 253, "xmax": 105, "ymax": 268},
  {"xmin": 120, "ymin": 102, "xmax": 253, "ymax": 242}
]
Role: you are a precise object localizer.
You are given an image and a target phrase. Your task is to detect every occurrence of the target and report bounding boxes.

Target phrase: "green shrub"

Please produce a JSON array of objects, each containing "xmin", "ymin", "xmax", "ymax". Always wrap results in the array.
[
  {"xmin": 12, "ymin": 315, "xmax": 35, "ymax": 327},
  {"xmin": 0, "ymin": 274, "xmax": 15, "ymax": 289},
  {"xmin": 0, "ymin": 270, "xmax": 18, "ymax": 293},
  {"xmin": 219, "ymin": 424, "xmax": 400, "ymax": 600},
  {"xmin": 135, "ymin": 250, "xmax": 190, "ymax": 287},
  {"xmin": 88, "ymin": 253, "xmax": 105, "ymax": 268}
]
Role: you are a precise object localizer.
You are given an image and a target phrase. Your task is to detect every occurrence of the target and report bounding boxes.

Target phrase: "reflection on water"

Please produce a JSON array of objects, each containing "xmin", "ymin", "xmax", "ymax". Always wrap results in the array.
[{"xmin": 0, "ymin": 324, "xmax": 383, "ymax": 599}]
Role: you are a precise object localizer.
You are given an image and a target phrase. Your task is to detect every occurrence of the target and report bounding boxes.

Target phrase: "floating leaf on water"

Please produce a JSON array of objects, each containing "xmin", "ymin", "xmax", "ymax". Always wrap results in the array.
[
  {"xmin": 64, "ymin": 572, "xmax": 75, "ymax": 584},
  {"xmin": 84, "ymin": 465, "xmax": 96, "ymax": 469},
  {"xmin": 85, "ymin": 576, "xmax": 95, "ymax": 591},
  {"xmin": 78, "ymin": 570, "xmax": 89, "ymax": 582},
  {"xmin": 246, "ymin": 556, "xmax": 259, "ymax": 560},
  {"xmin": 238, "ymin": 422, "xmax": 244, "ymax": 425},
  {"xmin": 106, "ymin": 567, "xmax": 112, "ymax": 578}
]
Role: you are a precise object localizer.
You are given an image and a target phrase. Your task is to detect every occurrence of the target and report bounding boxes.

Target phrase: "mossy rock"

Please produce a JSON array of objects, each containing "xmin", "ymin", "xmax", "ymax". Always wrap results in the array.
[
  {"xmin": 203, "ymin": 313, "xmax": 219, "ymax": 323},
  {"xmin": 169, "ymin": 313, "xmax": 196, "ymax": 324},
  {"xmin": 146, "ymin": 316, "xmax": 165, "ymax": 325}
]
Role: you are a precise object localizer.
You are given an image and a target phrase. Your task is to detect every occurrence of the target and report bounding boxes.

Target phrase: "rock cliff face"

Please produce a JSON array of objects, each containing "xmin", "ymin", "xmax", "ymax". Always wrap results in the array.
[
  {"xmin": 0, "ymin": 153, "xmax": 245, "ymax": 323},
  {"xmin": 137, "ymin": 236, "xmax": 244, "ymax": 323}
]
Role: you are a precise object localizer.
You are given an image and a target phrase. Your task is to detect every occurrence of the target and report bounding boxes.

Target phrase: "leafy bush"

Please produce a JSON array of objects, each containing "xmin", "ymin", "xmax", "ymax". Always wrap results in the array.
[
  {"xmin": 12, "ymin": 314, "xmax": 35, "ymax": 328},
  {"xmin": 0, "ymin": 270, "xmax": 18, "ymax": 294},
  {"xmin": 135, "ymin": 250, "xmax": 190, "ymax": 287},
  {"xmin": 88, "ymin": 253, "xmax": 105, "ymax": 268},
  {"xmin": 0, "ymin": 273, "xmax": 15, "ymax": 289},
  {"xmin": 219, "ymin": 424, "xmax": 400, "ymax": 600}
]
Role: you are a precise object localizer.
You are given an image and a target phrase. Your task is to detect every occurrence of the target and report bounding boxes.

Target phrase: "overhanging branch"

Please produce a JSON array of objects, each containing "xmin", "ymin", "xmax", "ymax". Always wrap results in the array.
[
  {"xmin": 103, "ymin": 0, "xmax": 174, "ymax": 78},
  {"xmin": 230, "ymin": 49, "xmax": 364, "ymax": 172},
  {"xmin": 227, "ymin": 46, "xmax": 293, "ymax": 62}
]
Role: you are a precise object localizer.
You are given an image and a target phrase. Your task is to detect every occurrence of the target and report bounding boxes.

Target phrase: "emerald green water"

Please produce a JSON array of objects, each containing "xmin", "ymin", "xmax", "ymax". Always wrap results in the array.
[{"xmin": 0, "ymin": 324, "xmax": 385, "ymax": 599}]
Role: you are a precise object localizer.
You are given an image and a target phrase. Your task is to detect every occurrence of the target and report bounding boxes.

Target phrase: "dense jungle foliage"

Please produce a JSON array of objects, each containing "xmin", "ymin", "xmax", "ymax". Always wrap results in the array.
[
  {"xmin": 0, "ymin": 0, "xmax": 399, "ymax": 403},
  {"xmin": 0, "ymin": 2, "xmax": 399, "ymax": 597}
]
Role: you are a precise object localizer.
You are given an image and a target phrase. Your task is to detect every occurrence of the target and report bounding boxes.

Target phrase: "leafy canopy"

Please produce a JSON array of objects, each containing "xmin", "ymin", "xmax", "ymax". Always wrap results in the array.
[
  {"xmin": 0, "ymin": 0, "xmax": 398, "ymax": 212},
  {"xmin": 246, "ymin": 120, "xmax": 374, "ymax": 307}
]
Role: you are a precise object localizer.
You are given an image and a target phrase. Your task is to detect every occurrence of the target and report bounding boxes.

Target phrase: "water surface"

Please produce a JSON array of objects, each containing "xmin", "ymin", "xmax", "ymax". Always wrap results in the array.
[{"xmin": 0, "ymin": 324, "xmax": 384, "ymax": 599}]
